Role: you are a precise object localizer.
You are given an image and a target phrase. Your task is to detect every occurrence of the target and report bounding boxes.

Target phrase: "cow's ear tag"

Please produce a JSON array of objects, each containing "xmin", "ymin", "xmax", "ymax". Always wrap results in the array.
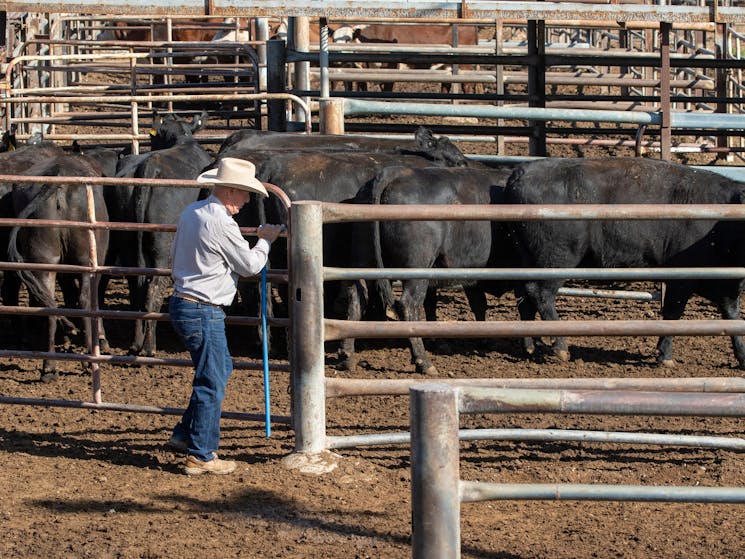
[{"xmin": 149, "ymin": 129, "xmax": 157, "ymax": 137}]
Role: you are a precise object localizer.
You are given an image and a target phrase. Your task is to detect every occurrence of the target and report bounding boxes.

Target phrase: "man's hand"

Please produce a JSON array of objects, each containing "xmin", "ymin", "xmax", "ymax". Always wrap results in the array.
[{"xmin": 257, "ymin": 223, "xmax": 285, "ymax": 243}]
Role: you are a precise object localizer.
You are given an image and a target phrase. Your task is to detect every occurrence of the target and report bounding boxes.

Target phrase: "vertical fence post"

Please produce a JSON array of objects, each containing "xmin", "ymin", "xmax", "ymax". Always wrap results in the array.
[
  {"xmin": 267, "ymin": 38, "xmax": 288, "ymax": 131},
  {"xmin": 319, "ymin": 98, "xmax": 344, "ymax": 135},
  {"xmin": 290, "ymin": 202, "xmax": 326, "ymax": 454},
  {"xmin": 659, "ymin": 22, "xmax": 672, "ymax": 161},
  {"xmin": 411, "ymin": 384, "xmax": 461, "ymax": 559}
]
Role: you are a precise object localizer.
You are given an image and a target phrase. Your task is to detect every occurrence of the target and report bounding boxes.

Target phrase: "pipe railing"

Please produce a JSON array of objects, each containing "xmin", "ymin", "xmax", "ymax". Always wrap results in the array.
[
  {"xmin": 290, "ymin": 199, "xmax": 745, "ymax": 457},
  {"xmin": 0, "ymin": 174, "xmax": 292, "ymax": 423},
  {"xmin": 410, "ymin": 383, "xmax": 745, "ymax": 558}
]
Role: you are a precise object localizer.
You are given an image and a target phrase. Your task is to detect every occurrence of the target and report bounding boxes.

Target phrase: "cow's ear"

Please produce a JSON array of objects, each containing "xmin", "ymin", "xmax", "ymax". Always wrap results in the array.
[{"xmin": 190, "ymin": 110, "xmax": 209, "ymax": 133}]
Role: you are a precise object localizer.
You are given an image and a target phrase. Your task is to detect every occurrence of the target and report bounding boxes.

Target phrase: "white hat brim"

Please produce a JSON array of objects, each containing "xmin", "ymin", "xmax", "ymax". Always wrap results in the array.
[{"xmin": 197, "ymin": 168, "xmax": 269, "ymax": 197}]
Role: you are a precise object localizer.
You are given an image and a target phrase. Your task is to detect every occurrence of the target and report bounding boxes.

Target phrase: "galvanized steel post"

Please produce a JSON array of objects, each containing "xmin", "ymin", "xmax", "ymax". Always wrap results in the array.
[
  {"xmin": 410, "ymin": 384, "xmax": 461, "ymax": 559},
  {"xmin": 290, "ymin": 202, "xmax": 327, "ymax": 454}
]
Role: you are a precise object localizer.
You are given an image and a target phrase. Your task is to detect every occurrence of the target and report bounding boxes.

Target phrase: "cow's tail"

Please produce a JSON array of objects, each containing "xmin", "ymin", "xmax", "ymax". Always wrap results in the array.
[
  {"xmin": 132, "ymin": 180, "xmax": 154, "ymax": 301},
  {"xmin": 370, "ymin": 169, "xmax": 394, "ymax": 312},
  {"xmin": 8, "ymin": 185, "xmax": 77, "ymax": 330}
]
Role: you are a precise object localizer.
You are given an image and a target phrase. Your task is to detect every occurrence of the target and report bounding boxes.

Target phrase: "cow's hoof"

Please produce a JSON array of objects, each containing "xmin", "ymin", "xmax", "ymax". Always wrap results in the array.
[
  {"xmin": 336, "ymin": 354, "xmax": 358, "ymax": 371},
  {"xmin": 554, "ymin": 349, "xmax": 571, "ymax": 362},
  {"xmin": 415, "ymin": 360, "xmax": 438, "ymax": 376},
  {"xmin": 40, "ymin": 371, "xmax": 59, "ymax": 383},
  {"xmin": 385, "ymin": 308, "xmax": 399, "ymax": 321},
  {"xmin": 98, "ymin": 338, "xmax": 111, "ymax": 354},
  {"xmin": 658, "ymin": 358, "xmax": 676, "ymax": 368}
]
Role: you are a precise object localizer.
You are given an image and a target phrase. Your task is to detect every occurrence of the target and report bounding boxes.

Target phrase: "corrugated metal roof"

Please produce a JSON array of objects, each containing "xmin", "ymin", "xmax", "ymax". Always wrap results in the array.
[{"xmin": 4, "ymin": 1, "xmax": 745, "ymax": 24}]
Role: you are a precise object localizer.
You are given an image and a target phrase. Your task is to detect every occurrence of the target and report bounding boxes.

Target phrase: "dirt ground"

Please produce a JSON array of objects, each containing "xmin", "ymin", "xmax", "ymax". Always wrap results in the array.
[
  {"xmin": 2, "ymin": 281, "xmax": 745, "ymax": 559},
  {"xmin": 3, "ymin": 46, "xmax": 745, "ymax": 559}
]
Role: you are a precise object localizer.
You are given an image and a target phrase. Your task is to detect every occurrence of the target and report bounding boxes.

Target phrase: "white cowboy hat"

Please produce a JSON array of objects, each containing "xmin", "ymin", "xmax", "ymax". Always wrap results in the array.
[{"xmin": 197, "ymin": 157, "xmax": 268, "ymax": 197}]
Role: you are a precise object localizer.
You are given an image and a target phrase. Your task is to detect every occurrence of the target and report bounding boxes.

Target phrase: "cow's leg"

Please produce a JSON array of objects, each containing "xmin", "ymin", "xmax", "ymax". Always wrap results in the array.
[
  {"xmin": 58, "ymin": 274, "xmax": 80, "ymax": 350},
  {"xmin": 336, "ymin": 279, "xmax": 364, "ymax": 370},
  {"xmin": 514, "ymin": 285, "xmax": 537, "ymax": 356},
  {"xmin": 142, "ymin": 275, "xmax": 171, "ymax": 356},
  {"xmin": 528, "ymin": 281, "xmax": 570, "ymax": 361},
  {"xmin": 396, "ymin": 279, "xmax": 437, "ymax": 375},
  {"xmin": 129, "ymin": 275, "xmax": 147, "ymax": 355},
  {"xmin": 37, "ymin": 271, "xmax": 60, "ymax": 382},
  {"xmin": 718, "ymin": 295, "xmax": 745, "ymax": 369},
  {"xmin": 96, "ymin": 273, "xmax": 111, "ymax": 353},
  {"xmin": 657, "ymin": 282, "xmax": 694, "ymax": 368},
  {"xmin": 464, "ymin": 284, "xmax": 491, "ymax": 350}
]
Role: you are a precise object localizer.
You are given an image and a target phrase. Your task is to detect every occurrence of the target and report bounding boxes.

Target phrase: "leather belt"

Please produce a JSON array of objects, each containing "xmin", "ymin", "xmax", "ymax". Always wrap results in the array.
[{"xmin": 173, "ymin": 292, "xmax": 223, "ymax": 308}]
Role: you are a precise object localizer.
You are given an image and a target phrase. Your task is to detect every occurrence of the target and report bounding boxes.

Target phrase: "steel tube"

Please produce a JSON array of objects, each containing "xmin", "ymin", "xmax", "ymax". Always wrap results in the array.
[
  {"xmin": 324, "ymin": 318, "xmax": 745, "ymax": 342},
  {"xmin": 410, "ymin": 384, "xmax": 461, "ymax": 559},
  {"xmin": 0, "ymin": 396, "xmax": 291, "ymax": 424},
  {"xmin": 344, "ymin": 99, "xmax": 745, "ymax": 130},
  {"xmin": 10, "ymin": 2, "xmax": 745, "ymax": 24},
  {"xmin": 459, "ymin": 387, "xmax": 745, "ymax": 417},
  {"xmin": 290, "ymin": 202, "xmax": 327, "ymax": 454},
  {"xmin": 322, "ymin": 202, "xmax": 745, "ymax": 223},
  {"xmin": 327, "ymin": 428, "xmax": 745, "ymax": 451},
  {"xmin": 0, "ymin": 349, "xmax": 290, "ymax": 371},
  {"xmin": 460, "ymin": 482, "xmax": 745, "ymax": 503},
  {"xmin": 325, "ymin": 377, "xmax": 745, "ymax": 398},
  {"xmin": 324, "ymin": 266, "xmax": 745, "ymax": 282}
]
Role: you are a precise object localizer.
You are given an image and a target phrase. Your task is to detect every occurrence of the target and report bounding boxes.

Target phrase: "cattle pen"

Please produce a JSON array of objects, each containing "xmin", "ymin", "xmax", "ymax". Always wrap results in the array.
[{"xmin": 3, "ymin": 2, "xmax": 745, "ymax": 559}]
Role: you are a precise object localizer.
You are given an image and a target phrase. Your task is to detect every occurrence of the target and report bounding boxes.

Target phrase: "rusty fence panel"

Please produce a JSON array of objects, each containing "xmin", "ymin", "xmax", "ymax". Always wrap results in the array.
[{"xmin": 0, "ymin": 174, "xmax": 291, "ymax": 424}]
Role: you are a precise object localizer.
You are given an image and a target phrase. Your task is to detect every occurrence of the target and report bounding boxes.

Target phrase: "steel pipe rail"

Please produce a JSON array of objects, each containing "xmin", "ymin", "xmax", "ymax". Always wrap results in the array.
[
  {"xmin": 321, "ymin": 202, "xmax": 745, "ymax": 223},
  {"xmin": 0, "ymin": 396, "xmax": 292, "ymax": 425},
  {"xmin": 460, "ymin": 482, "xmax": 745, "ymax": 503},
  {"xmin": 0, "ymin": 348, "xmax": 289, "ymax": 371},
  {"xmin": 324, "ymin": 318, "xmax": 745, "ymax": 343},
  {"xmin": 8, "ymin": 2, "xmax": 745, "ymax": 24},
  {"xmin": 325, "ymin": 376, "xmax": 745, "ymax": 398},
  {"xmin": 327, "ymin": 428, "xmax": 745, "ymax": 451},
  {"xmin": 324, "ymin": 266, "xmax": 745, "ymax": 282},
  {"xmin": 343, "ymin": 99, "xmax": 745, "ymax": 130}
]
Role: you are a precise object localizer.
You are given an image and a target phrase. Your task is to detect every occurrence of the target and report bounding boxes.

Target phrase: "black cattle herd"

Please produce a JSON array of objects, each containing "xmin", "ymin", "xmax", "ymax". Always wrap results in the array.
[{"xmin": 1, "ymin": 114, "xmax": 744, "ymax": 381}]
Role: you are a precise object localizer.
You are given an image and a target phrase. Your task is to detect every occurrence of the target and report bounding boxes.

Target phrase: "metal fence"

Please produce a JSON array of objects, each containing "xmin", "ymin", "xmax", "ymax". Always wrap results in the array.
[
  {"xmin": 410, "ymin": 383, "xmax": 745, "ymax": 558},
  {"xmin": 289, "ymin": 200, "xmax": 745, "ymax": 458},
  {"xmin": 0, "ymin": 173, "xmax": 291, "ymax": 425}
]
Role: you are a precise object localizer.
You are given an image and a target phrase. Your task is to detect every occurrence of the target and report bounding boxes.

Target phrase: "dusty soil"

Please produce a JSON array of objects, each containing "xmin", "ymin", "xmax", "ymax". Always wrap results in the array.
[{"xmin": 2, "ymin": 281, "xmax": 745, "ymax": 559}]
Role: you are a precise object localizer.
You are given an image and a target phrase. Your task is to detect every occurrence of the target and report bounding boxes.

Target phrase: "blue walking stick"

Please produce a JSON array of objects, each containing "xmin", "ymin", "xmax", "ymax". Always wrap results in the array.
[{"xmin": 260, "ymin": 265, "xmax": 271, "ymax": 437}]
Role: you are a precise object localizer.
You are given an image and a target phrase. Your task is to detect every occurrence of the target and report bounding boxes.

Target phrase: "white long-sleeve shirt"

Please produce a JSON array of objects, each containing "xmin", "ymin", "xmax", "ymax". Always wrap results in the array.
[{"xmin": 170, "ymin": 194, "xmax": 270, "ymax": 306}]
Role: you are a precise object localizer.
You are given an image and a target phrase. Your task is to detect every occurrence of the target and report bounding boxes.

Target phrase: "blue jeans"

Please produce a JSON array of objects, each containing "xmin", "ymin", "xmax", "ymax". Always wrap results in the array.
[{"xmin": 169, "ymin": 296, "xmax": 232, "ymax": 462}]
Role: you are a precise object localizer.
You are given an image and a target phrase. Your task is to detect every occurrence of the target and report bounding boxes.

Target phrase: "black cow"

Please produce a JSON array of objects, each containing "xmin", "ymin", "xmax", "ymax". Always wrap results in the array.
[
  {"xmin": 107, "ymin": 111, "xmax": 213, "ymax": 356},
  {"xmin": 217, "ymin": 128, "xmax": 421, "ymax": 158},
  {"xmin": 504, "ymin": 157, "xmax": 745, "ymax": 368},
  {"xmin": 341, "ymin": 165, "xmax": 514, "ymax": 374},
  {"xmin": 7, "ymin": 153, "xmax": 109, "ymax": 382},
  {"xmin": 0, "ymin": 140, "xmax": 66, "ymax": 328},
  {"xmin": 224, "ymin": 129, "xmax": 473, "ymax": 354}
]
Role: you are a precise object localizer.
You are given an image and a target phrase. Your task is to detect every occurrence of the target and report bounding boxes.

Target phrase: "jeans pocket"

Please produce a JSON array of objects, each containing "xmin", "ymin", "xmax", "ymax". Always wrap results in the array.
[{"xmin": 172, "ymin": 317, "xmax": 203, "ymax": 353}]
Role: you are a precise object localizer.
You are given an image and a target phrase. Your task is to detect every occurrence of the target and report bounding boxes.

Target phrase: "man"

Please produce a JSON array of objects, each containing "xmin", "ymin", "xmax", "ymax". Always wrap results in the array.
[{"xmin": 167, "ymin": 157, "xmax": 284, "ymax": 475}]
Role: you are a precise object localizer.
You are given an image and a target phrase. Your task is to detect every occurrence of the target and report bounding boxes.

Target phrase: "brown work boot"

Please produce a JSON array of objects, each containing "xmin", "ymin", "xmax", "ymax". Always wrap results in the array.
[{"xmin": 183, "ymin": 454, "xmax": 237, "ymax": 476}]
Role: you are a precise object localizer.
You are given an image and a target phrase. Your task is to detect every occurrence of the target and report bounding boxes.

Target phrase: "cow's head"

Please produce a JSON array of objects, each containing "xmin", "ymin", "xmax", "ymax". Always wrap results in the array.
[{"xmin": 149, "ymin": 110, "xmax": 209, "ymax": 150}]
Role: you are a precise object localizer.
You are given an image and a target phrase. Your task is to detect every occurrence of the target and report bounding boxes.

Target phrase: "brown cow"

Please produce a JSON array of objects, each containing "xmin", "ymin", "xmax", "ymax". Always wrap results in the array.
[
  {"xmin": 345, "ymin": 23, "xmax": 480, "ymax": 94},
  {"xmin": 96, "ymin": 18, "xmax": 254, "ymax": 84}
]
